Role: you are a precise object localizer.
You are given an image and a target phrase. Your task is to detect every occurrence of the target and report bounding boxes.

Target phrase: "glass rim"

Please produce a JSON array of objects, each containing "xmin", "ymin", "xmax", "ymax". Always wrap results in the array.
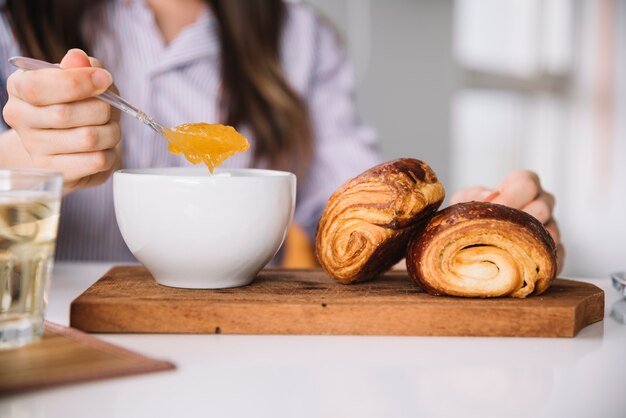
[
  {"xmin": 610, "ymin": 271, "xmax": 625, "ymax": 285},
  {"xmin": 0, "ymin": 168, "xmax": 63, "ymax": 180},
  {"xmin": 610, "ymin": 271, "xmax": 626, "ymax": 297}
]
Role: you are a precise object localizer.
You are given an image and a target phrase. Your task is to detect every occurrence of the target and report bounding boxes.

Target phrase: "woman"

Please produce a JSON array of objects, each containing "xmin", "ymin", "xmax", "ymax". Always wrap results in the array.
[{"xmin": 0, "ymin": 0, "xmax": 562, "ymax": 268}]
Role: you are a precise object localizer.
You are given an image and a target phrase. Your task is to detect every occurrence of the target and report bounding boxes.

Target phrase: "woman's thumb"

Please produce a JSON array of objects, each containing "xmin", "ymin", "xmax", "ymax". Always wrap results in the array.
[{"xmin": 60, "ymin": 48, "xmax": 91, "ymax": 69}]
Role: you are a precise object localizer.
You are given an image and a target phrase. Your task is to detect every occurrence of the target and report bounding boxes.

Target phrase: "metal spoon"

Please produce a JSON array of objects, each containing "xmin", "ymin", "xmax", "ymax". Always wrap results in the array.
[{"xmin": 9, "ymin": 56, "xmax": 167, "ymax": 136}]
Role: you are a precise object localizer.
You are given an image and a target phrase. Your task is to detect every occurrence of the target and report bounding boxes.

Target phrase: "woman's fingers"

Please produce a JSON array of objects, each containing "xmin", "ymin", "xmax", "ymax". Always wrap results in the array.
[
  {"xmin": 452, "ymin": 172, "xmax": 555, "ymax": 224},
  {"xmin": 520, "ymin": 192, "xmax": 555, "ymax": 224},
  {"xmin": 3, "ymin": 48, "xmax": 123, "ymax": 194},
  {"xmin": 7, "ymin": 67, "xmax": 113, "ymax": 106},
  {"xmin": 451, "ymin": 171, "xmax": 564, "ymax": 272},
  {"xmin": 60, "ymin": 48, "xmax": 92, "ymax": 68},
  {"xmin": 6, "ymin": 96, "xmax": 112, "ymax": 129},
  {"xmin": 7, "ymin": 49, "xmax": 112, "ymax": 106},
  {"xmin": 490, "ymin": 170, "xmax": 541, "ymax": 210},
  {"xmin": 556, "ymin": 243, "xmax": 565, "ymax": 275},
  {"xmin": 64, "ymin": 166, "xmax": 116, "ymax": 192},
  {"xmin": 20, "ymin": 122, "xmax": 121, "ymax": 155},
  {"xmin": 30, "ymin": 149, "xmax": 118, "ymax": 183},
  {"xmin": 450, "ymin": 186, "xmax": 496, "ymax": 204},
  {"xmin": 544, "ymin": 219, "xmax": 561, "ymax": 246}
]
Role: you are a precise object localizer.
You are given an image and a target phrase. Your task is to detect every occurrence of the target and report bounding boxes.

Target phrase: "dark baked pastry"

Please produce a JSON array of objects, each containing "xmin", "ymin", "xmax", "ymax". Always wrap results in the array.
[
  {"xmin": 406, "ymin": 201, "xmax": 557, "ymax": 298},
  {"xmin": 316, "ymin": 159, "xmax": 445, "ymax": 283}
]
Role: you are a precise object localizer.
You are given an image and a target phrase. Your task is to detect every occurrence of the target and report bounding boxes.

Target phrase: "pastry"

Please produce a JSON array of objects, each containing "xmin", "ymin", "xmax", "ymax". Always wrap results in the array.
[
  {"xmin": 406, "ymin": 201, "xmax": 557, "ymax": 298},
  {"xmin": 316, "ymin": 158, "xmax": 445, "ymax": 283}
]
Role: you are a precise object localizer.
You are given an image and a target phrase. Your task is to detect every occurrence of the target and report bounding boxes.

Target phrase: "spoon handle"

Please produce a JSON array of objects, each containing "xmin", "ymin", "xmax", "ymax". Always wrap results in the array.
[{"xmin": 9, "ymin": 56, "xmax": 166, "ymax": 135}]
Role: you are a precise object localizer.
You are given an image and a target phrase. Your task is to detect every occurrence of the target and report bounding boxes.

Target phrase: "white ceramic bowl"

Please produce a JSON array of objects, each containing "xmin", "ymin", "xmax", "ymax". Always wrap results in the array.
[{"xmin": 113, "ymin": 167, "xmax": 296, "ymax": 288}]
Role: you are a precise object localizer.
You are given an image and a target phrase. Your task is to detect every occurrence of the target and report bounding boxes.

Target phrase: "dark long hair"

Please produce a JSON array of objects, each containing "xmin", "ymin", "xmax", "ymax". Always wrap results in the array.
[{"xmin": 4, "ymin": 0, "xmax": 313, "ymax": 174}]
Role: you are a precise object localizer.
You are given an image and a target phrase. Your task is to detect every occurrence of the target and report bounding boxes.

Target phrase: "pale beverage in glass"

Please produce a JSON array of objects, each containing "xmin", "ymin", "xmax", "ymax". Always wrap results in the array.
[{"xmin": 0, "ymin": 169, "xmax": 62, "ymax": 349}]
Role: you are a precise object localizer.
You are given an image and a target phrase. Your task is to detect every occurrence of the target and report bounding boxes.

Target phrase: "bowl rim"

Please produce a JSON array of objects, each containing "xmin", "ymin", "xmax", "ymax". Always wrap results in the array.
[{"xmin": 114, "ymin": 167, "xmax": 295, "ymax": 180}]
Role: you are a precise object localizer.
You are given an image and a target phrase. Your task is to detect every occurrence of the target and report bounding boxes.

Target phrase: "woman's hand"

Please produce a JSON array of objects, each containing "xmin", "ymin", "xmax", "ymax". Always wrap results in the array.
[
  {"xmin": 3, "ymin": 48, "xmax": 121, "ymax": 193},
  {"xmin": 450, "ymin": 170, "xmax": 564, "ymax": 273}
]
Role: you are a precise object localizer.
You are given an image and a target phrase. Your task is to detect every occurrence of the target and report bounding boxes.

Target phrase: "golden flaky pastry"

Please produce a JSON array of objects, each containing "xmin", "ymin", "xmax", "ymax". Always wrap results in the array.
[
  {"xmin": 316, "ymin": 159, "xmax": 445, "ymax": 283},
  {"xmin": 407, "ymin": 201, "xmax": 557, "ymax": 298}
]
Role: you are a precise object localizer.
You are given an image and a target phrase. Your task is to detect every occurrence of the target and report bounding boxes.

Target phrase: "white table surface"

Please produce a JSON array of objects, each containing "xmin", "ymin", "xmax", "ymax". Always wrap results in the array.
[{"xmin": 1, "ymin": 262, "xmax": 625, "ymax": 418}]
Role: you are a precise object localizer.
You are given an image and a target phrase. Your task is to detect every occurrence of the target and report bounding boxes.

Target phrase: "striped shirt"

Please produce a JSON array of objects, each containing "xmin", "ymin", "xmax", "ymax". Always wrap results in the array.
[{"xmin": 0, "ymin": 0, "xmax": 381, "ymax": 261}]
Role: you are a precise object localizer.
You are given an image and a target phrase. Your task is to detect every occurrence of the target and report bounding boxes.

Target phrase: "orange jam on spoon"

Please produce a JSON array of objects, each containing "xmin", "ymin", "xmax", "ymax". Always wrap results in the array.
[{"xmin": 164, "ymin": 123, "xmax": 250, "ymax": 172}]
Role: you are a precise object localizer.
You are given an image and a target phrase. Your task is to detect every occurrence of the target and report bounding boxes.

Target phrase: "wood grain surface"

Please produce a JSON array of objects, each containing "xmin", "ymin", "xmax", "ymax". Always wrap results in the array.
[
  {"xmin": 70, "ymin": 266, "xmax": 604, "ymax": 338},
  {"xmin": 0, "ymin": 321, "xmax": 175, "ymax": 396}
]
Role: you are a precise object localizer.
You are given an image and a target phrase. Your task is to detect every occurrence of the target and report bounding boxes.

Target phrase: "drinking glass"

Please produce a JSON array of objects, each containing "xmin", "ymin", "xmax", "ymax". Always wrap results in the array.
[{"xmin": 0, "ymin": 169, "xmax": 62, "ymax": 349}]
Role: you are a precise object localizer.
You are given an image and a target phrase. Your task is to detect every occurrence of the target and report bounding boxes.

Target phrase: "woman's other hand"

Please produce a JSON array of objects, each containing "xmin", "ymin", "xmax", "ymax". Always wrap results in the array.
[
  {"xmin": 450, "ymin": 170, "xmax": 564, "ymax": 273},
  {"xmin": 3, "ymin": 48, "xmax": 121, "ymax": 193}
]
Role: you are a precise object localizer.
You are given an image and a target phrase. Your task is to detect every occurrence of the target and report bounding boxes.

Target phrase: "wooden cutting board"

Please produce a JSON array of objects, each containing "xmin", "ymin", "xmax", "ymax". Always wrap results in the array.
[{"xmin": 70, "ymin": 266, "xmax": 604, "ymax": 338}]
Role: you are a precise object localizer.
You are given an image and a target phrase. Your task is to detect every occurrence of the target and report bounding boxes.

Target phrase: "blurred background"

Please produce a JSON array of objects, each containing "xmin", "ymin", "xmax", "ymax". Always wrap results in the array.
[{"xmin": 303, "ymin": 0, "xmax": 625, "ymax": 278}]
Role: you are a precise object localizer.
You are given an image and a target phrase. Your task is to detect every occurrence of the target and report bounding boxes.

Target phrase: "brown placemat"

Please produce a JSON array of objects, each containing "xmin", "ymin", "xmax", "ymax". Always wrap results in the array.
[{"xmin": 0, "ymin": 321, "xmax": 175, "ymax": 396}]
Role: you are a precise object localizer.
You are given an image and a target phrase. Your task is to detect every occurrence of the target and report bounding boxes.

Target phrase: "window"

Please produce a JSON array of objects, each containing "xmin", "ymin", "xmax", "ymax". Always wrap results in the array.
[
  {"xmin": 451, "ymin": 0, "xmax": 572, "ymax": 192},
  {"xmin": 453, "ymin": 0, "xmax": 626, "ymax": 276}
]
